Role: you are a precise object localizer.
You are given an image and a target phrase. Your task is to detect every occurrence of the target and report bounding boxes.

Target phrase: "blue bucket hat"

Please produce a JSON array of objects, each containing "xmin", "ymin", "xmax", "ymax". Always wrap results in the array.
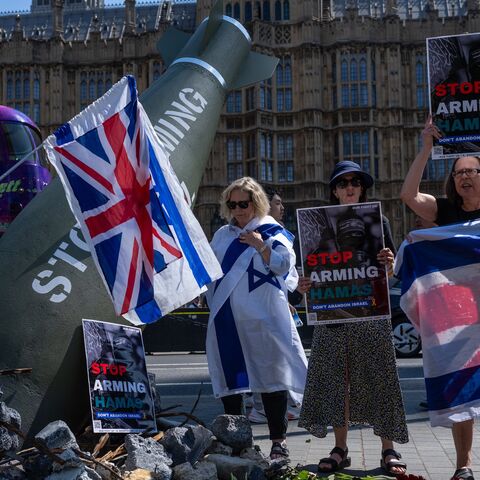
[{"xmin": 329, "ymin": 161, "xmax": 374, "ymax": 189}]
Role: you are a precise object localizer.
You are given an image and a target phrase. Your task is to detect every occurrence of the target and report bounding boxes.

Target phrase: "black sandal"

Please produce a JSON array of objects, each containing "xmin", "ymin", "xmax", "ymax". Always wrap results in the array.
[
  {"xmin": 451, "ymin": 467, "xmax": 475, "ymax": 480},
  {"xmin": 318, "ymin": 446, "xmax": 351, "ymax": 473},
  {"xmin": 270, "ymin": 441, "xmax": 290, "ymax": 461},
  {"xmin": 381, "ymin": 448, "xmax": 407, "ymax": 476}
]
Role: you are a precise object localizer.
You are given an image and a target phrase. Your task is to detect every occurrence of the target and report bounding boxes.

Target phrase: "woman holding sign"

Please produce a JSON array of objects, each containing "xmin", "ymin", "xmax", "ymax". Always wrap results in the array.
[
  {"xmin": 205, "ymin": 177, "xmax": 308, "ymax": 460},
  {"xmin": 299, "ymin": 161, "xmax": 408, "ymax": 476},
  {"xmin": 401, "ymin": 118, "xmax": 480, "ymax": 480}
]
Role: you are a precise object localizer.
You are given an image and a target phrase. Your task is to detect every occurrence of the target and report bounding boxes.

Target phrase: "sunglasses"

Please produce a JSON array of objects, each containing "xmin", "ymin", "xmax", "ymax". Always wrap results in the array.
[
  {"xmin": 336, "ymin": 177, "xmax": 362, "ymax": 189},
  {"xmin": 226, "ymin": 200, "xmax": 251, "ymax": 210}
]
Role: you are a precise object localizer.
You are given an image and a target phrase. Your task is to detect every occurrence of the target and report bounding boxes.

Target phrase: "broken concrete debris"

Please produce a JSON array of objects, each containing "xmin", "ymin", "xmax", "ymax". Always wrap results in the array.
[{"xmin": 0, "ymin": 407, "xmax": 289, "ymax": 480}]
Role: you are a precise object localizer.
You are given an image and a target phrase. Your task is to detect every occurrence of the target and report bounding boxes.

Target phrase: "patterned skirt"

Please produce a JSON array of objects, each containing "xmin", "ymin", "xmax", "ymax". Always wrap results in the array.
[{"xmin": 298, "ymin": 319, "xmax": 409, "ymax": 443}]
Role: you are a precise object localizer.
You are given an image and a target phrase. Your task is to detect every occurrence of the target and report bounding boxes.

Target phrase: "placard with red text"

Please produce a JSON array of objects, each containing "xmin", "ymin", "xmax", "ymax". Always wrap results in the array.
[
  {"xmin": 82, "ymin": 319, "xmax": 156, "ymax": 433},
  {"xmin": 296, "ymin": 202, "xmax": 391, "ymax": 325},
  {"xmin": 427, "ymin": 32, "xmax": 480, "ymax": 159}
]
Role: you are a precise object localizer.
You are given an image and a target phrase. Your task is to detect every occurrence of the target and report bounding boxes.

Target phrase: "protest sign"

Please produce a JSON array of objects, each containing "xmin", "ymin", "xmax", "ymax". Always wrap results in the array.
[
  {"xmin": 297, "ymin": 202, "xmax": 390, "ymax": 325},
  {"xmin": 427, "ymin": 32, "xmax": 480, "ymax": 159},
  {"xmin": 82, "ymin": 319, "xmax": 156, "ymax": 433}
]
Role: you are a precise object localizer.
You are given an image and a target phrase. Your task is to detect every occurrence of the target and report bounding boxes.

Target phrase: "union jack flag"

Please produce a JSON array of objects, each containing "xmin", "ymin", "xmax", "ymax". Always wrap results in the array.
[{"xmin": 45, "ymin": 76, "xmax": 222, "ymax": 323}]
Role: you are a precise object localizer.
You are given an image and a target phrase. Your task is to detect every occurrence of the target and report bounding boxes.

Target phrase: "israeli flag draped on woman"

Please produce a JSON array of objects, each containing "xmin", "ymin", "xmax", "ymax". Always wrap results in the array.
[
  {"xmin": 206, "ymin": 215, "xmax": 308, "ymax": 398},
  {"xmin": 395, "ymin": 220, "xmax": 480, "ymax": 427}
]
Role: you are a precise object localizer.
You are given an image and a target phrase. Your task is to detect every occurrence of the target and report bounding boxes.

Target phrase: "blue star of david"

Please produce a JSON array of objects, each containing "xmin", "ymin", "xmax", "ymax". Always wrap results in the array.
[{"xmin": 247, "ymin": 258, "xmax": 281, "ymax": 292}]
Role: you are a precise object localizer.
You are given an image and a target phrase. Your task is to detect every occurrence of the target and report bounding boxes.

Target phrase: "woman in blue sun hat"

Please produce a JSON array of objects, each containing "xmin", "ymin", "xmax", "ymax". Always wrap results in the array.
[{"xmin": 298, "ymin": 161, "xmax": 409, "ymax": 476}]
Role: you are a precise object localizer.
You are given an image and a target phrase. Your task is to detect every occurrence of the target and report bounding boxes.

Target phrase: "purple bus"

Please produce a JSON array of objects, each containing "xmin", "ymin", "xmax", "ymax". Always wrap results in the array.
[{"xmin": 0, "ymin": 106, "xmax": 51, "ymax": 237}]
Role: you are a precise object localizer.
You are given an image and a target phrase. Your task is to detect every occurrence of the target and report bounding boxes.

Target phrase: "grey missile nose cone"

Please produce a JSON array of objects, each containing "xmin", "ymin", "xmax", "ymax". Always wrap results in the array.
[
  {"xmin": 0, "ymin": 1, "xmax": 278, "ymax": 442},
  {"xmin": 141, "ymin": 2, "xmax": 277, "ymax": 201}
]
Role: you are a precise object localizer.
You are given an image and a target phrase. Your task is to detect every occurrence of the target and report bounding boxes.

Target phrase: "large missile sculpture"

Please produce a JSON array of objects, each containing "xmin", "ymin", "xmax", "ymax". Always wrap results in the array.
[{"xmin": 0, "ymin": 1, "xmax": 278, "ymax": 440}]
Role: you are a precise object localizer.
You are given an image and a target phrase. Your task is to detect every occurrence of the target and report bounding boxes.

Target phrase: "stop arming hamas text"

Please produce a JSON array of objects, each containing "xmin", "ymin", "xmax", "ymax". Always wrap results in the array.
[
  {"xmin": 91, "ymin": 362, "xmax": 146, "ymax": 416},
  {"xmin": 306, "ymin": 251, "xmax": 379, "ymax": 305}
]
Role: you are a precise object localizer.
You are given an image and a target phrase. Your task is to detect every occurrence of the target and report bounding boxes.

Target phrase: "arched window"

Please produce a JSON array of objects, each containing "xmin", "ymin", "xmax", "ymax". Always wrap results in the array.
[
  {"xmin": 33, "ymin": 79, "xmax": 40, "ymax": 100},
  {"xmin": 6, "ymin": 78, "xmax": 13, "ymax": 100},
  {"xmin": 15, "ymin": 78, "xmax": 21, "ymax": 99},
  {"xmin": 277, "ymin": 90, "xmax": 284, "ymax": 111},
  {"xmin": 236, "ymin": 138, "xmax": 243, "ymax": 159},
  {"xmin": 23, "ymin": 76, "xmax": 30, "ymax": 99},
  {"xmin": 350, "ymin": 59, "xmax": 358, "ymax": 81},
  {"xmin": 286, "ymin": 135, "xmax": 293, "ymax": 157},
  {"xmin": 226, "ymin": 92, "xmax": 235, "ymax": 112},
  {"xmin": 227, "ymin": 137, "xmax": 243, "ymax": 182},
  {"xmin": 360, "ymin": 84, "xmax": 368, "ymax": 106},
  {"xmin": 341, "ymin": 85, "xmax": 349, "ymax": 107},
  {"xmin": 351, "ymin": 84, "xmax": 358, "ymax": 106},
  {"xmin": 283, "ymin": 0, "xmax": 290, "ymax": 20},
  {"xmin": 353, "ymin": 132, "xmax": 361, "ymax": 154},
  {"xmin": 277, "ymin": 135, "xmax": 284, "ymax": 157},
  {"xmin": 80, "ymin": 80, "xmax": 87, "ymax": 101},
  {"xmin": 89, "ymin": 79, "xmax": 95, "ymax": 99},
  {"xmin": 97, "ymin": 79, "xmax": 104, "ymax": 97},
  {"xmin": 332, "ymin": 53, "xmax": 337, "ymax": 82},
  {"xmin": 341, "ymin": 60, "xmax": 348, "ymax": 82},
  {"xmin": 263, "ymin": 0, "xmax": 271, "ymax": 20},
  {"xmin": 276, "ymin": 65, "xmax": 283, "ymax": 86},
  {"xmin": 245, "ymin": 1, "xmax": 252, "ymax": 20},
  {"xmin": 33, "ymin": 103, "xmax": 40, "ymax": 123},
  {"xmin": 284, "ymin": 62, "xmax": 291, "ymax": 85},
  {"xmin": 275, "ymin": 0, "xmax": 281, "ymax": 20},
  {"xmin": 416, "ymin": 61, "xmax": 424, "ymax": 84},
  {"xmin": 105, "ymin": 78, "xmax": 112, "ymax": 91},
  {"xmin": 233, "ymin": 2, "xmax": 240, "ymax": 19},
  {"xmin": 225, "ymin": 3, "xmax": 232, "ymax": 16},
  {"xmin": 343, "ymin": 132, "xmax": 351, "ymax": 156},
  {"xmin": 359, "ymin": 59, "xmax": 367, "ymax": 81},
  {"xmin": 362, "ymin": 132, "xmax": 369, "ymax": 154},
  {"xmin": 285, "ymin": 89, "xmax": 292, "ymax": 110},
  {"xmin": 227, "ymin": 138, "xmax": 234, "ymax": 161}
]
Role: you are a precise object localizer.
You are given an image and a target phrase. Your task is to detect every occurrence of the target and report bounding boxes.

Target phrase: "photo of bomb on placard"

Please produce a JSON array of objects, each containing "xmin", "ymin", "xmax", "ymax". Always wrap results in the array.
[
  {"xmin": 428, "ymin": 32, "xmax": 480, "ymax": 159},
  {"xmin": 297, "ymin": 202, "xmax": 390, "ymax": 325}
]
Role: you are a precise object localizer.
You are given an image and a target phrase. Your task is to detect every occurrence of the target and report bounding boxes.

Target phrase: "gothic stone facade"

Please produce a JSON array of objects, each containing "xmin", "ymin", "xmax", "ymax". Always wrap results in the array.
[{"xmin": 1, "ymin": 0, "xmax": 480, "ymax": 245}]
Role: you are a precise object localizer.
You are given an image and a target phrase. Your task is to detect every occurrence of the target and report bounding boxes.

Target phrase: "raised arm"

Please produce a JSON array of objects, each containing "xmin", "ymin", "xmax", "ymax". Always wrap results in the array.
[{"xmin": 400, "ymin": 117, "xmax": 441, "ymax": 222}]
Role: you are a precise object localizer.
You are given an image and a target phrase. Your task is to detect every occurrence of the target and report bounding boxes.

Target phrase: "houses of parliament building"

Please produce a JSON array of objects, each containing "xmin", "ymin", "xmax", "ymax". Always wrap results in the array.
[{"xmin": 1, "ymin": 0, "xmax": 480, "ymax": 245}]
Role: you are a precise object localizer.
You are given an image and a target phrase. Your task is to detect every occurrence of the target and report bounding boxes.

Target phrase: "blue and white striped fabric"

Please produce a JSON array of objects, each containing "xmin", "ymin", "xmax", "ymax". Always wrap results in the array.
[
  {"xmin": 395, "ymin": 220, "xmax": 480, "ymax": 426},
  {"xmin": 206, "ymin": 215, "xmax": 308, "ymax": 398}
]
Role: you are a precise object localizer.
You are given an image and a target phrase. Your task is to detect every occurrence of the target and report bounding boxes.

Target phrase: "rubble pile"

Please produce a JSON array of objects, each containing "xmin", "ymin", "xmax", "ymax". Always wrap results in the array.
[{"xmin": 0, "ymin": 406, "xmax": 290, "ymax": 480}]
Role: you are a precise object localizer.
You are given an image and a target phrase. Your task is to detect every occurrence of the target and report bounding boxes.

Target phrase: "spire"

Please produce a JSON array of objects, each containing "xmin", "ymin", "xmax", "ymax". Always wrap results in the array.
[
  {"xmin": 385, "ymin": 0, "xmax": 398, "ymax": 16},
  {"xmin": 12, "ymin": 14, "xmax": 24, "ymax": 41},
  {"xmin": 52, "ymin": 0, "xmax": 64, "ymax": 39},
  {"xmin": 466, "ymin": 0, "xmax": 480, "ymax": 12},
  {"xmin": 125, "ymin": 0, "xmax": 136, "ymax": 35}
]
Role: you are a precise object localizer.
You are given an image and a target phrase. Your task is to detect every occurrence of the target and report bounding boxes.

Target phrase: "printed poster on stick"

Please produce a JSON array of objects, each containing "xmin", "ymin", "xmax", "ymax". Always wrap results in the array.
[
  {"xmin": 297, "ymin": 202, "xmax": 391, "ymax": 325},
  {"xmin": 82, "ymin": 319, "xmax": 156, "ymax": 433},
  {"xmin": 427, "ymin": 32, "xmax": 480, "ymax": 159}
]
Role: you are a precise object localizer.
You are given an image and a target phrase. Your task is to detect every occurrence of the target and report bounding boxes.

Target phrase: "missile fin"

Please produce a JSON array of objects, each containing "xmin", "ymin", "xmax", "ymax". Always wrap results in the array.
[
  {"xmin": 230, "ymin": 51, "xmax": 279, "ymax": 89},
  {"xmin": 199, "ymin": 0, "xmax": 224, "ymax": 53},
  {"xmin": 156, "ymin": 27, "xmax": 192, "ymax": 67}
]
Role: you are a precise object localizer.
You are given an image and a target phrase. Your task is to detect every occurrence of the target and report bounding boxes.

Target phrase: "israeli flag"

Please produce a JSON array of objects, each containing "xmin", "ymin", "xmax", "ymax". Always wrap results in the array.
[{"xmin": 395, "ymin": 220, "xmax": 480, "ymax": 426}]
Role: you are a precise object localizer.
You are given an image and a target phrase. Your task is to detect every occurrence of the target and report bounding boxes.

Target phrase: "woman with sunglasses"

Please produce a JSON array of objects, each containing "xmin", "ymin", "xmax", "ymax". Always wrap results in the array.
[
  {"xmin": 299, "ymin": 161, "xmax": 409, "ymax": 476},
  {"xmin": 205, "ymin": 177, "xmax": 308, "ymax": 460},
  {"xmin": 401, "ymin": 118, "xmax": 480, "ymax": 480}
]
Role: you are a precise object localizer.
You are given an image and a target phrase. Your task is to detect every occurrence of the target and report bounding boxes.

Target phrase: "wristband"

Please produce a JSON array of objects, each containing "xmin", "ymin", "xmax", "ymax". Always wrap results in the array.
[{"xmin": 258, "ymin": 244, "xmax": 268, "ymax": 254}]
